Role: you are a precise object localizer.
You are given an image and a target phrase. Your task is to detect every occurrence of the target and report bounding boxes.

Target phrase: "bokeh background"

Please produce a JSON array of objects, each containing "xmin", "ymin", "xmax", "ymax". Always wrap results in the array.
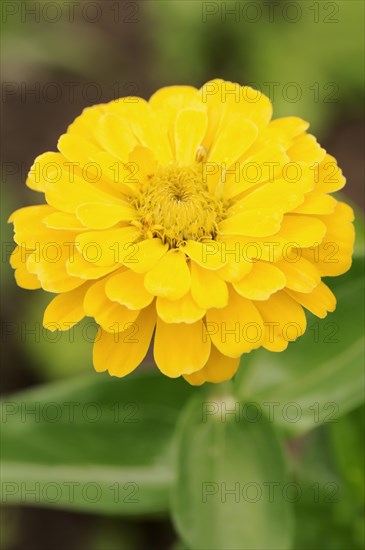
[{"xmin": 1, "ymin": 1, "xmax": 364, "ymax": 549}]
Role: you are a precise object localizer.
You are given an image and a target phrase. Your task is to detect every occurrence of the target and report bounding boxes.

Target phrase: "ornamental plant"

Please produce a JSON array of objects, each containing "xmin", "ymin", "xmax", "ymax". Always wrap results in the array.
[
  {"xmin": 9, "ymin": 79, "xmax": 354, "ymax": 383},
  {"xmin": 4, "ymin": 80, "xmax": 362, "ymax": 550}
]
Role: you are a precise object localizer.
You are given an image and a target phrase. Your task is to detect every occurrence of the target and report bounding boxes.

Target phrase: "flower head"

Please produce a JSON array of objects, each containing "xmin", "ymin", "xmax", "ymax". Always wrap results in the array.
[{"xmin": 9, "ymin": 79, "xmax": 355, "ymax": 384}]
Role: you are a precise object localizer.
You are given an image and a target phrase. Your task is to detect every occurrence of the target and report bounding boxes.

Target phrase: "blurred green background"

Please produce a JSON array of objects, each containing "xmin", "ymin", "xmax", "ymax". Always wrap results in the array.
[{"xmin": 1, "ymin": 1, "xmax": 364, "ymax": 549}]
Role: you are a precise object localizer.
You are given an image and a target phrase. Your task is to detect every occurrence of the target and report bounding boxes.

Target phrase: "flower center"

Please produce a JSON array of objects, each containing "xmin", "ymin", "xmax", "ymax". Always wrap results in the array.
[{"xmin": 135, "ymin": 164, "xmax": 225, "ymax": 248}]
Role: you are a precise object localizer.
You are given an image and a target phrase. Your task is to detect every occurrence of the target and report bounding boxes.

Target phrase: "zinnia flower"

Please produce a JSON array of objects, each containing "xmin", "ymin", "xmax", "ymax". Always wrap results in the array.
[{"xmin": 9, "ymin": 79, "xmax": 355, "ymax": 384}]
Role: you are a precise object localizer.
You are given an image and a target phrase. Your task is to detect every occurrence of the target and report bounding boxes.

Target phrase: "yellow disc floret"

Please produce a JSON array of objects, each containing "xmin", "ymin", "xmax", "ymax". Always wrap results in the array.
[{"xmin": 134, "ymin": 163, "xmax": 226, "ymax": 247}]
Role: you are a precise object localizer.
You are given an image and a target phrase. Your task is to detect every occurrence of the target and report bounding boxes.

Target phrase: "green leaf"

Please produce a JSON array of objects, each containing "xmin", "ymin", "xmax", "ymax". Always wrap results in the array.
[
  {"xmin": 291, "ymin": 412, "xmax": 364, "ymax": 550},
  {"xmin": 1, "ymin": 371, "xmax": 195, "ymax": 515},
  {"xmin": 328, "ymin": 405, "xmax": 365, "ymax": 504},
  {"xmin": 235, "ymin": 258, "xmax": 365, "ymax": 435},
  {"xmin": 171, "ymin": 390, "xmax": 294, "ymax": 550}
]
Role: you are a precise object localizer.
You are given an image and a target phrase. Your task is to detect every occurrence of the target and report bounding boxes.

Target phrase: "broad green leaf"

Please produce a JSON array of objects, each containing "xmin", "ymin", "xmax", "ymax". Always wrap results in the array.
[
  {"xmin": 171, "ymin": 390, "xmax": 294, "ymax": 550},
  {"xmin": 1, "ymin": 371, "xmax": 195, "ymax": 515},
  {"xmin": 291, "ymin": 411, "xmax": 364, "ymax": 550},
  {"xmin": 328, "ymin": 405, "xmax": 364, "ymax": 504},
  {"xmin": 235, "ymin": 258, "xmax": 364, "ymax": 434}
]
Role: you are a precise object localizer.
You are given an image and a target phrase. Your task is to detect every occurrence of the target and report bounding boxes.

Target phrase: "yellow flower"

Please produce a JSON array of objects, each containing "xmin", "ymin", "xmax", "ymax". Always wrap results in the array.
[{"xmin": 9, "ymin": 79, "xmax": 355, "ymax": 384}]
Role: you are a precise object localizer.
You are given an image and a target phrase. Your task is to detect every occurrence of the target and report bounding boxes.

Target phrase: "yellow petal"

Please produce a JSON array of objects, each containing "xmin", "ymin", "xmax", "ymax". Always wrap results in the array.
[
  {"xmin": 9, "ymin": 205, "xmax": 56, "ymax": 247},
  {"xmin": 67, "ymin": 251, "xmax": 119, "ymax": 279},
  {"xmin": 149, "ymin": 85, "xmax": 201, "ymax": 120},
  {"xmin": 233, "ymin": 262, "xmax": 286, "ymax": 300},
  {"xmin": 184, "ymin": 346, "xmax": 240, "ymax": 385},
  {"xmin": 107, "ymin": 98, "xmax": 172, "ymax": 164},
  {"xmin": 14, "ymin": 266, "xmax": 41, "ymax": 289},
  {"xmin": 314, "ymin": 154, "xmax": 346, "ymax": 193},
  {"xmin": 105, "ymin": 270, "xmax": 154, "ymax": 310},
  {"xmin": 125, "ymin": 238, "xmax": 168, "ymax": 273},
  {"xmin": 45, "ymin": 171, "xmax": 119, "ymax": 213},
  {"xmin": 156, "ymin": 292, "xmax": 205, "ymax": 324},
  {"xmin": 9, "ymin": 246, "xmax": 28, "ymax": 270},
  {"xmin": 67, "ymin": 104, "xmax": 106, "ymax": 144},
  {"xmin": 224, "ymin": 143, "xmax": 289, "ymax": 199},
  {"xmin": 219, "ymin": 236, "xmax": 288, "ymax": 264},
  {"xmin": 302, "ymin": 202, "xmax": 355, "ymax": 276},
  {"xmin": 292, "ymin": 193, "xmax": 337, "ymax": 215},
  {"xmin": 200, "ymin": 80, "xmax": 272, "ymax": 149},
  {"xmin": 286, "ymin": 282, "xmax": 336, "ymax": 319},
  {"xmin": 76, "ymin": 227, "xmax": 140, "ymax": 267},
  {"xmin": 208, "ymin": 115, "xmax": 258, "ymax": 167},
  {"xmin": 206, "ymin": 287, "xmax": 264, "ymax": 357},
  {"xmin": 27, "ymin": 246, "xmax": 84, "ymax": 293},
  {"xmin": 276, "ymin": 215, "xmax": 327, "ymax": 248},
  {"xmin": 57, "ymin": 133, "xmax": 101, "ymax": 165},
  {"xmin": 43, "ymin": 284, "xmax": 90, "ymax": 330},
  {"xmin": 216, "ymin": 257, "xmax": 254, "ymax": 282},
  {"xmin": 44, "ymin": 212, "xmax": 86, "ymax": 230},
  {"xmin": 174, "ymin": 108, "xmax": 208, "ymax": 165},
  {"xmin": 89, "ymin": 151, "xmax": 139, "ymax": 196},
  {"xmin": 10, "ymin": 246, "xmax": 41, "ymax": 289},
  {"xmin": 190, "ymin": 262, "xmax": 228, "ymax": 309},
  {"xmin": 181, "ymin": 240, "xmax": 226, "ymax": 269},
  {"xmin": 150, "ymin": 86, "xmax": 203, "ymax": 153},
  {"xmin": 199, "ymin": 84, "xmax": 225, "ymax": 150},
  {"xmin": 234, "ymin": 84, "xmax": 273, "ymax": 129},
  {"xmin": 154, "ymin": 318, "xmax": 210, "ymax": 377},
  {"xmin": 93, "ymin": 304, "xmax": 156, "ymax": 376},
  {"xmin": 26, "ymin": 152, "xmax": 68, "ymax": 192},
  {"xmin": 84, "ymin": 276, "xmax": 140, "ymax": 332},
  {"xmin": 128, "ymin": 146, "xmax": 158, "ymax": 180},
  {"xmin": 144, "ymin": 249, "xmax": 191, "ymax": 299},
  {"xmin": 276, "ymin": 257, "xmax": 320, "ymax": 293},
  {"xmin": 230, "ymin": 179, "xmax": 305, "ymax": 214},
  {"xmin": 10, "ymin": 207, "xmax": 73, "ymax": 250},
  {"xmin": 219, "ymin": 209, "xmax": 283, "ymax": 237},
  {"xmin": 288, "ymin": 133, "xmax": 326, "ymax": 164},
  {"xmin": 215, "ymin": 238, "xmax": 255, "ymax": 281},
  {"xmin": 96, "ymin": 113, "xmax": 138, "ymax": 163},
  {"xmin": 254, "ymin": 291, "xmax": 306, "ymax": 352},
  {"xmin": 268, "ymin": 116, "xmax": 309, "ymax": 138},
  {"xmin": 254, "ymin": 125, "xmax": 294, "ymax": 151},
  {"xmin": 76, "ymin": 202, "xmax": 136, "ymax": 229}
]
